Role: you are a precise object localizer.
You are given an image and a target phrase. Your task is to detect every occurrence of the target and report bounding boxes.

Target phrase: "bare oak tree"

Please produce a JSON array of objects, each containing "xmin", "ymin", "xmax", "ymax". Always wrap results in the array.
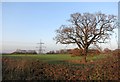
[{"xmin": 54, "ymin": 12, "xmax": 117, "ymax": 62}]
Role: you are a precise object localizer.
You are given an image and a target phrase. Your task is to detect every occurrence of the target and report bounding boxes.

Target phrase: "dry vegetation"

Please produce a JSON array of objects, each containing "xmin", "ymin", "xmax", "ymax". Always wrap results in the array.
[{"xmin": 2, "ymin": 50, "xmax": 119, "ymax": 81}]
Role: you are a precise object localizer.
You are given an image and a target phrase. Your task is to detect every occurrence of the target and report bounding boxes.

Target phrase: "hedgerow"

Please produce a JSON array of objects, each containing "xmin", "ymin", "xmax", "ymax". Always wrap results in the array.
[{"xmin": 2, "ymin": 54, "xmax": 119, "ymax": 80}]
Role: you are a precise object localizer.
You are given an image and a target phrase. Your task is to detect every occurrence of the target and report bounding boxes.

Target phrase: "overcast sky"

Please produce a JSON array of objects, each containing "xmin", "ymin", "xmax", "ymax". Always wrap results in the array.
[{"xmin": 1, "ymin": 2, "xmax": 118, "ymax": 53}]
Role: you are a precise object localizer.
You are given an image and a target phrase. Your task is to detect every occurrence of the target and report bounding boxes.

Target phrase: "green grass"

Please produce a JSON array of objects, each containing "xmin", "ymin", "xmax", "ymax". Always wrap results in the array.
[
  {"xmin": 2, "ymin": 54, "xmax": 109, "ymax": 64},
  {"xmin": 87, "ymin": 54, "xmax": 108, "ymax": 61},
  {"xmin": 2, "ymin": 54, "xmax": 81, "ymax": 60}
]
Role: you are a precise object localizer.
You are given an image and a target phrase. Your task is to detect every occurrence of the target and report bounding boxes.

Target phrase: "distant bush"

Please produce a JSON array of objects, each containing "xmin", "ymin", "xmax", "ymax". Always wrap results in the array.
[
  {"xmin": 88, "ymin": 49, "xmax": 101, "ymax": 56},
  {"xmin": 103, "ymin": 48, "xmax": 112, "ymax": 54},
  {"xmin": 69, "ymin": 48, "xmax": 101, "ymax": 57},
  {"xmin": 69, "ymin": 48, "xmax": 83, "ymax": 57},
  {"xmin": 112, "ymin": 49, "xmax": 120, "ymax": 56},
  {"xmin": 46, "ymin": 51, "xmax": 55, "ymax": 54}
]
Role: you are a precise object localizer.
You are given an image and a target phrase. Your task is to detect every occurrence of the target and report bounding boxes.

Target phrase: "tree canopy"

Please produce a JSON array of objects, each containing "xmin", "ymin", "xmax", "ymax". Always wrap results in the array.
[{"xmin": 54, "ymin": 12, "xmax": 117, "ymax": 62}]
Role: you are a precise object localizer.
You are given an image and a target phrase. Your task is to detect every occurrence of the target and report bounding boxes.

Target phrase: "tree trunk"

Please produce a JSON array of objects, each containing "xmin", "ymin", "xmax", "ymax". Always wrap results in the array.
[
  {"xmin": 82, "ymin": 54, "xmax": 87, "ymax": 63},
  {"xmin": 82, "ymin": 48, "xmax": 87, "ymax": 63}
]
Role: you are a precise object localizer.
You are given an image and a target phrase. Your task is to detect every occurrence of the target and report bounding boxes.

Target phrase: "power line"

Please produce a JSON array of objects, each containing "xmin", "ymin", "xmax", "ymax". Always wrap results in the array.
[{"xmin": 36, "ymin": 40, "xmax": 44, "ymax": 54}]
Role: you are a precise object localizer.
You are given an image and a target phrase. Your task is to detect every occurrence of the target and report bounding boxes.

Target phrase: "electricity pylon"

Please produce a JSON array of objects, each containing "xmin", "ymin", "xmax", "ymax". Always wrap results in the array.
[{"xmin": 36, "ymin": 40, "xmax": 44, "ymax": 54}]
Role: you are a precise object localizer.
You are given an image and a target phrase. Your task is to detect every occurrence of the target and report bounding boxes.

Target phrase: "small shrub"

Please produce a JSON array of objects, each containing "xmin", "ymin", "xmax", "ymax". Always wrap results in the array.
[
  {"xmin": 88, "ymin": 49, "xmax": 101, "ymax": 56},
  {"xmin": 103, "ymin": 48, "xmax": 112, "ymax": 54},
  {"xmin": 69, "ymin": 48, "xmax": 83, "ymax": 57},
  {"xmin": 112, "ymin": 49, "xmax": 120, "ymax": 56}
]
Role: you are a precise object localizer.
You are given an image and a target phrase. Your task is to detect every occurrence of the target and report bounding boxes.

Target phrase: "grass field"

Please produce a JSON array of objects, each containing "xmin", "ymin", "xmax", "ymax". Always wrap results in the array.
[{"xmin": 2, "ymin": 54, "xmax": 109, "ymax": 64}]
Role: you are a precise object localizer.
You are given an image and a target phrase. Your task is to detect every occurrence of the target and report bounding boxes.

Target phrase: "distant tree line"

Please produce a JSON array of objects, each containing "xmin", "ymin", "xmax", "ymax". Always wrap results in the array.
[
  {"xmin": 46, "ymin": 48, "xmax": 120, "ymax": 56},
  {"xmin": 9, "ymin": 48, "xmax": 119, "ymax": 56},
  {"xmin": 46, "ymin": 49, "xmax": 69, "ymax": 54},
  {"xmin": 11, "ymin": 49, "xmax": 37, "ymax": 54}
]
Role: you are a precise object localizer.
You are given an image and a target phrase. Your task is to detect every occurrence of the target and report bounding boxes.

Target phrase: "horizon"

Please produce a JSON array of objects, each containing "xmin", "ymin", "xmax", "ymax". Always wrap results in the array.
[{"xmin": 1, "ymin": 2, "xmax": 118, "ymax": 53}]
